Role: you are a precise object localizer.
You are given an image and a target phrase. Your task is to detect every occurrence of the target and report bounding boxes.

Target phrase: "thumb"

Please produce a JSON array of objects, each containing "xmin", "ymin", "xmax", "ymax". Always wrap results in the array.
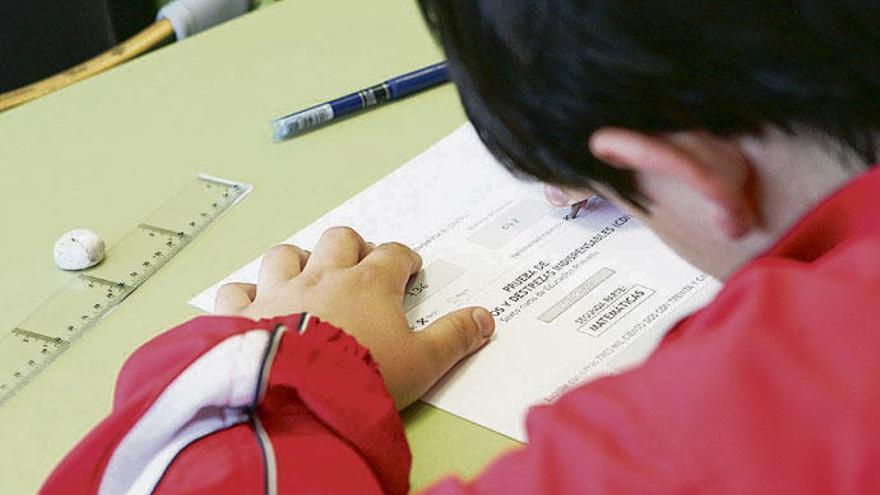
[{"xmin": 420, "ymin": 307, "xmax": 495, "ymax": 370}]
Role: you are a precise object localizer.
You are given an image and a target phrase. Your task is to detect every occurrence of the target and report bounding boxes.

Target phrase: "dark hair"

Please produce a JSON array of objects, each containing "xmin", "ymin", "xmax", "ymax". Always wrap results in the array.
[{"xmin": 418, "ymin": 0, "xmax": 880, "ymax": 205}]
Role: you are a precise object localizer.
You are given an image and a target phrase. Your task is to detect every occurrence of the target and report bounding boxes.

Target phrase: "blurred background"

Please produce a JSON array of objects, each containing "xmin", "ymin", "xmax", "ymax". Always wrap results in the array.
[{"xmin": 0, "ymin": 0, "xmax": 279, "ymax": 94}]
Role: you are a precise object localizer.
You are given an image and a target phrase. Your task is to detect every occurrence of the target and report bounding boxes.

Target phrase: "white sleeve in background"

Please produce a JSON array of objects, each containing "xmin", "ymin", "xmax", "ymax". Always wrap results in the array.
[{"xmin": 157, "ymin": 0, "xmax": 250, "ymax": 40}]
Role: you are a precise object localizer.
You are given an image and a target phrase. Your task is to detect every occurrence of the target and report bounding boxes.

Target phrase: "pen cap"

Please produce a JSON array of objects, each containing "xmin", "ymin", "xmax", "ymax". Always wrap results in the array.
[{"xmin": 157, "ymin": 0, "xmax": 249, "ymax": 40}]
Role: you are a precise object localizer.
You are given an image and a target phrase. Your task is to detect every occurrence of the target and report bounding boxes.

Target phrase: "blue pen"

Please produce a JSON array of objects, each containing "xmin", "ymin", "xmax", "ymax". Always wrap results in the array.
[{"xmin": 271, "ymin": 61, "xmax": 450, "ymax": 141}]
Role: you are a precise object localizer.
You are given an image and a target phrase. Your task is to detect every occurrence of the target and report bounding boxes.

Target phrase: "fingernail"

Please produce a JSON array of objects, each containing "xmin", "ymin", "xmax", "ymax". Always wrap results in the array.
[
  {"xmin": 544, "ymin": 185, "xmax": 571, "ymax": 207},
  {"xmin": 472, "ymin": 307, "xmax": 495, "ymax": 338}
]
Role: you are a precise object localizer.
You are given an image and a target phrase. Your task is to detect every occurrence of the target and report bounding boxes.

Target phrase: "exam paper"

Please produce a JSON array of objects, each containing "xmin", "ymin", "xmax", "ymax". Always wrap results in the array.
[{"xmin": 191, "ymin": 124, "xmax": 720, "ymax": 441}]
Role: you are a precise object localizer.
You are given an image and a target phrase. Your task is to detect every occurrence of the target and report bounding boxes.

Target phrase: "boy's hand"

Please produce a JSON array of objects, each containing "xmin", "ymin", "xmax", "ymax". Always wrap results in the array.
[
  {"xmin": 544, "ymin": 184, "xmax": 592, "ymax": 207},
  {"xmin": 213, "ymin": 227, "xmax": 495, "ymax": 410}
]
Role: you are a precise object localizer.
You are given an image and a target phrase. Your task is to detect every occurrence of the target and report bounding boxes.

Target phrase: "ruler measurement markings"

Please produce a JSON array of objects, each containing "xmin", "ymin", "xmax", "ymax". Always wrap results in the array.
[
  {"xmin": 11, "ymin": 328, "xmax": 67, "ymax": 345},
  {"xmin": 0, "ymin": 175, "xmax": 250, "ymax": 405},
  {"xmin": 79, "ymin": 274, "xmax": 128, "ymax": 290},
  {"xmin": 138, "ymin": 223, "xmax": 189, "ymax": 238}
]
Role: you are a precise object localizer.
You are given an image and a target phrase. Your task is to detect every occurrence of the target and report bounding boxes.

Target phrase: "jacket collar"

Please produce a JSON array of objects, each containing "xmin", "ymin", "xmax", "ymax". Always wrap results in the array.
[{"xmin": 763, "ymin": 166, "xmax": 880, "ymax": 262}]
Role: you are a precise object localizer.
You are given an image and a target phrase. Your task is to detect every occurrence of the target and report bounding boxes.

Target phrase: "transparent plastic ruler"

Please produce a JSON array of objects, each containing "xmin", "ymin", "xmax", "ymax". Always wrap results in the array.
[{"xmin": 0, "ymin": 175, "xmax": 251, "ymax": 405}]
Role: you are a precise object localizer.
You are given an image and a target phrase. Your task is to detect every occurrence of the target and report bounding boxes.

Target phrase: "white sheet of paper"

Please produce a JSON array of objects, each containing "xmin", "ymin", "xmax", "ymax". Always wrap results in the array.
[{"xmin": 190, "ymin": 124, "xmax": 720, "ymax": 441}]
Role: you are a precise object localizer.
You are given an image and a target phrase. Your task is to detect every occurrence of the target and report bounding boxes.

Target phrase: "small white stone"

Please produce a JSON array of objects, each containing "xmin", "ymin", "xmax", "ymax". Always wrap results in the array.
[{"xmin": 54, "ymin": 229, "xmax": 105, "ymax": 270}]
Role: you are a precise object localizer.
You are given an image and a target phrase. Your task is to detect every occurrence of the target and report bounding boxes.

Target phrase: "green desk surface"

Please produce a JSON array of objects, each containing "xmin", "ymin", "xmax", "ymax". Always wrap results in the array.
[{"xmin": 0, "ymin": 1, "xmax": 517, "ymax": 492}]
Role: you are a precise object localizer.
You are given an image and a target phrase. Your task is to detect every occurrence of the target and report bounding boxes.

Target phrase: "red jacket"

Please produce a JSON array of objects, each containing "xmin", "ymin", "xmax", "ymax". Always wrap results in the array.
[{"xmin": 42, "ymin": 167, "xmax": 880, "ymax": 494}]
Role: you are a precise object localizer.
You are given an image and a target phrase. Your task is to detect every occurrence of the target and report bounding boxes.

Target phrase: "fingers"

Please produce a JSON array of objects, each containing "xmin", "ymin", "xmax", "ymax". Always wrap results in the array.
[
  {"xmin": 259, "ymin": 244, "xmax": 309, "ymax": 290},
  {"xmin": 214, "ymin": 282, "xmax": 257, "ymax": 314},
  {"xmin": 544, "ymin": 184, "xmax": 593, "ymax": 207},
  {"xmin": 418, "ymin": 307, "xmax": 494, "ymax": 373},
  {"xmin": 258, "ymin": 229, "xmax": 414, "ymax": 298},
  {"xmin": 307, "ymin": 227, "xmax": 370, "ymax": 270},
  {"xmin": 360, "ymin": 242, "xmax": 422, "ymax": 293}
]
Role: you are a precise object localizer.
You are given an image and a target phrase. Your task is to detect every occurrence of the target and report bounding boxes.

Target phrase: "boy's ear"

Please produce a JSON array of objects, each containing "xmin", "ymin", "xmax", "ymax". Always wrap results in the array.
[{"xmin": 588, "ymin": 127, "xmax": 757, "ymax": 239}]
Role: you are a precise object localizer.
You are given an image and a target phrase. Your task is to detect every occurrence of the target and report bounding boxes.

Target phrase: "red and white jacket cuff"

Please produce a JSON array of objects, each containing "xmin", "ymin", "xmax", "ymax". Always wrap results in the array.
[{"xmin": 40, "ymin": 313, "xmax": 411, "ymax": 495}]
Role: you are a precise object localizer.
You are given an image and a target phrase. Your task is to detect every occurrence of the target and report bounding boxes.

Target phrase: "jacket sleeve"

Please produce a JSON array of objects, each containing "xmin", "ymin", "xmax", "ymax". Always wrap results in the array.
[{"xmin": 40, "ymin": 312, "xmax": 411, "ymax": 495}]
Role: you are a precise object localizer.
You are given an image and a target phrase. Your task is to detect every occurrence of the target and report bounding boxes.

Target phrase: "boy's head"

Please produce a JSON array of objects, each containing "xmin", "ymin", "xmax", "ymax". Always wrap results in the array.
[{"xmin": 420, "ymin": 0, "xmax": 880, "ymax": 278}]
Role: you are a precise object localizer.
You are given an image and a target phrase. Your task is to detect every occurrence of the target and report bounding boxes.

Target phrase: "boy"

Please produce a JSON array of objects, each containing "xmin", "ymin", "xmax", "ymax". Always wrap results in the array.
[{"xmin": 41, "ymin": 1, "xmax": 880, "ymax": 493}]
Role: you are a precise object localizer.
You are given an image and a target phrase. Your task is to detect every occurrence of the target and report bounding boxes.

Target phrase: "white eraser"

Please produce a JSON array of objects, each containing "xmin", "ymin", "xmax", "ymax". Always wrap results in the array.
[{"xmin": 54, "ymin": 228, "xmax": 105, "ymax": 271}]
